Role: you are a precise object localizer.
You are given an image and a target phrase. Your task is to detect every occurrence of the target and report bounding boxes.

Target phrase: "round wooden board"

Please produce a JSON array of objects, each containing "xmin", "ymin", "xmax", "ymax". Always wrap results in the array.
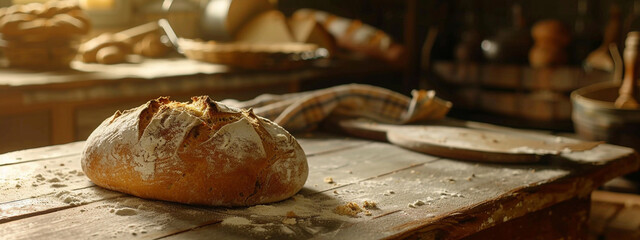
[
  {"xmin": 386, "ymin": 126, "xmax": 547, "ymax": 163},
  {"xmin": 336, "ymin": 119, "xmax": 602, "ymax": 163}
]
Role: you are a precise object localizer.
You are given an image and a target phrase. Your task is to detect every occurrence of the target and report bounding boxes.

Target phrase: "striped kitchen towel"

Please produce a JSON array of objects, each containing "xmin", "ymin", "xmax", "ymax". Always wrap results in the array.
[{"xmin": 221, "ymin": 84, "xmax": 452, "ymax": 132}]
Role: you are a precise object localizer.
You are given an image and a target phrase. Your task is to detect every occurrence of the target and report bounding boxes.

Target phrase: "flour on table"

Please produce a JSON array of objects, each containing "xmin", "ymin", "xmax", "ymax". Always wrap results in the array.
[
  {"xmin": 115, "ymin": 208, "xmax": 138, "ymax": 216},
  {"xmin": 222, "ymin": 216, "xmax": 252, "ymax": 225}
]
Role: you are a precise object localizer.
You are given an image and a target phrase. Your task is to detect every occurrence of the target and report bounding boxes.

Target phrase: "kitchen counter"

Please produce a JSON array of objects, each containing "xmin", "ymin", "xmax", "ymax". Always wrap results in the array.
[
  {"xmin": 0, "ymin": 57, "xmax": 399, "ymax": 153},
  {"xmin": 1, "ymin": 122, "xmax": 638, "ymax": 239}
]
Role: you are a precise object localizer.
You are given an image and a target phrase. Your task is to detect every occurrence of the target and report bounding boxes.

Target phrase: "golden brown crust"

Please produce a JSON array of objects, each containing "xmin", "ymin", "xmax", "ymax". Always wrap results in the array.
[
  {"xmin": 79, "ymin": 33, "xmax": 132, "ymax": 63},
  {"xmin": 133, "ymin": 33, "xmax": 171, "ymax": 58},
  {"xmin": 81, "ymin": 96, "xmax": 308, "ymax": 206}
]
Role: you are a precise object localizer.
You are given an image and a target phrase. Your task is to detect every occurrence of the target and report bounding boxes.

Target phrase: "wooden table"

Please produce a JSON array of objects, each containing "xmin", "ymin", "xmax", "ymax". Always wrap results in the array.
[
  {"xmin": 0, "ymin": 124, "xmax": 638, "ymax": 239},
  {"xmin": 0, "ymin": 57, "xmax": 399, "ymax": 153}
]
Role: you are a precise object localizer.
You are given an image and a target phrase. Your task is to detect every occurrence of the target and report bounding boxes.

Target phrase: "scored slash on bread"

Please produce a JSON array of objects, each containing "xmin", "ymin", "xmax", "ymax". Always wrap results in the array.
[{"xmin": 82, "ymin": 96, "xmax": 308, "ymax": 206}]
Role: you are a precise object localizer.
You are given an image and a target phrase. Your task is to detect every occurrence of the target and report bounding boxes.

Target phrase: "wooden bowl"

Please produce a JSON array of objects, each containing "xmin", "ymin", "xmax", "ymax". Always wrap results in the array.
[{"xmin": 571, "ymin": 81, "xmax": 640, "ymax": 151}]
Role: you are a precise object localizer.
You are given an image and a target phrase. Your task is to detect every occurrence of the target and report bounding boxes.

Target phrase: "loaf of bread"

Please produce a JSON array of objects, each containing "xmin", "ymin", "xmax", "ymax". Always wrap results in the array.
[
  {"xmin": 292, "ymin": 8, "xmax": 405, "ymax": 64},
  {"xmin": 288, "ymin": 16, "xmax": 337, "ymax": 56},
  {"xmin": 235, "ymin": 10, "xmax": 295, "ymax": 43},
  {"xmin": 81, "ymin": 96, "xmax": 308, "ymax": 206}
]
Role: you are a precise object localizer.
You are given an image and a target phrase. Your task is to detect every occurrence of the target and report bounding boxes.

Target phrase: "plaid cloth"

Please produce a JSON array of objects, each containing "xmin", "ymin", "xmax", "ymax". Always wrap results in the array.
[{"xmin": 221, "ymin": 84, "xmax": 452, "ymax": 132}]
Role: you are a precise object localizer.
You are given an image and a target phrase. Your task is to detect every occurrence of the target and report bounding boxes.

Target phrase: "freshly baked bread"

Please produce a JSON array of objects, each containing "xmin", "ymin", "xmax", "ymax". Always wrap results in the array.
[
  {"xmin": 292, "ymin": 8, "xmax": 405, "ymax": 65},
  {"xmin": 81, "ymin": 96, "xmax": 308, "ymax": 206}
]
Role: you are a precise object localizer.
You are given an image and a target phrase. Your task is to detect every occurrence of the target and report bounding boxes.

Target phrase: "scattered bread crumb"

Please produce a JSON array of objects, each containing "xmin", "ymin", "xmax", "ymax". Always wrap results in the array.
[
  {"xmin": 35, "ymin": 174, "xmax": 45, "ymax": 181},
  {"xmin": 48, "ymin": 177, "xmax": 61, "ymax": 183},
  {"xmin": 286, "ymin": 211, "xmax": 297, "ymax": 218},
  {"xmin": 362, "ymin": 201, "xmax": 377, "ymax": 209},
  {"xmin": 334, "ymin": 202, "xmax": 362, "ymax": 217},
  {"xmin": 282, "ymin": 218, "xmax": 296, "ymax": 225},
  {"xmin": 364, "ymin": 210, "xmax": 372, "ymax": 216},
  {"xmin": 408, "ymin": 200, "xmax": 426, "ymax": 208},
  {"xmin": 324, "ymin": 177, "xmax": 334, "ymax": 184}
]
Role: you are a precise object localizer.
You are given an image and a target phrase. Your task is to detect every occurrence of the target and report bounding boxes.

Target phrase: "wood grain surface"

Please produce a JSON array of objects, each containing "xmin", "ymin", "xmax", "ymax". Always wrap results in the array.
[{"xmin": 0, "ymin": 127, "xmax": 638, "ymax": 240}]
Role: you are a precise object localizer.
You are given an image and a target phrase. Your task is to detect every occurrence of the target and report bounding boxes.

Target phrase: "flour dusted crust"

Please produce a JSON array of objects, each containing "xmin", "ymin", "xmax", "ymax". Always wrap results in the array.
[{"xmin": 81, "ymin": 96, "xmax": 308, "ymax": 206}]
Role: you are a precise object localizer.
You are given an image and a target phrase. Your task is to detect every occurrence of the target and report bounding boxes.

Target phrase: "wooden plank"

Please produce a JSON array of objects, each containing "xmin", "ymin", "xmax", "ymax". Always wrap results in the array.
[
  {"xmin": 592, "ymin": 190, "xmax": 640, "ymax": 207},
  {"xmin": 605, "ymin": 206, "xmax": 640, "ymax": 240},
  {"xmin": 0, "ymin": 187, "xmax": 123, "ymax": 224},
  {"xmin": 163, "ymin": 156, "xmax": 576, "ymax": 240},
  {"xmin": 589, "ymin": 201, "xmax": 621, "ymax": 235},
  {"xmin": 607, "ymin": 206, "xmax": 640, "ymax": 232},
  {"xmin": 0, "ymin": 135, "xmax": 376, "ymax": 224},
  {"xmin": 0, "ymin": 135, "xmax": 366, "ymax": 203},
  {"xmin": 0, "ymin": 196, "xmax": 225, "ymax": 240},
  {"xmin": 466, "ymin": 197, "xmax": 589, "ymax": 240},
  {"xmin": 0, "ymin": 138, "xmax": 436, "ymax": 240},
  {"xmin": 561, "ymin": 143, "xmax": 640, "ymax": 165},
  {"xmin": 0, "ymin": 132, "xmax": 637, "ymax": 240},
  {"xmin": 331, "ymin": 147, "xmax": 637, "ymax": 240},
  {"xmin": 0, "ymin": 142, "xmax": 84, "ymax": 166},
  {"xmin": 0, "ymin": 155, "xmax": 91, "ymax": 203},
  {"xmin": 295, "ymin": 133, "xmax": 371, "ymax": 157},
  {"xmin": 302, "ymin": 142, "xmax": 440, "ymax": 194},
  {"xmin": 324, "ymin": 159, "xmax": 575, "ymax": 239}
]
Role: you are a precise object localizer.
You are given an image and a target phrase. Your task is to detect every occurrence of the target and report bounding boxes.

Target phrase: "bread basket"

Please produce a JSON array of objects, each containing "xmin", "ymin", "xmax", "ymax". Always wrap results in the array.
[
  {"xmin": 178, "ymin": 38, "xmax": 327, "ymax": 70},
  {"xmin": 0, "ymin": 1, "xmax": 90, "ymax": 69}
]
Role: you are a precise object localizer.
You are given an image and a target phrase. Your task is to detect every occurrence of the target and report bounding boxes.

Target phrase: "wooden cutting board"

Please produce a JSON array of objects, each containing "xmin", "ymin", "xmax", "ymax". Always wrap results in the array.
[{"xmin": 336, "ymin": 119, "xmax": 602, "ymax": 163}]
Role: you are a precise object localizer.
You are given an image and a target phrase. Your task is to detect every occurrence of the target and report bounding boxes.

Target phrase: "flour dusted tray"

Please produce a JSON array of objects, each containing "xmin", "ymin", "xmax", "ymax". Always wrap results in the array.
[{"xmin": 178, "ymin": 38, "xmax": 327, "ymax": 70}]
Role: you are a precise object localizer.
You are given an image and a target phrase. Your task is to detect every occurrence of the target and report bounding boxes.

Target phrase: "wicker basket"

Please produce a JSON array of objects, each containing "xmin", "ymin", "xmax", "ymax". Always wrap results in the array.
[
  {"xmin": 1, "ymin": 37, "xmax": 80, "ymax": 69},
  {"xmin": 178, "ymin": 38, "xmax": 328, "ymax": 70}
]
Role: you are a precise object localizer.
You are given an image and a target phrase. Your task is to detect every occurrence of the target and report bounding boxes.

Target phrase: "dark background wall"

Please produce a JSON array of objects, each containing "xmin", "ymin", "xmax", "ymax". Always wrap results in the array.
[{"xmin": 278, "ymin": 0, "xmax": 640, "ymax": 66}]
